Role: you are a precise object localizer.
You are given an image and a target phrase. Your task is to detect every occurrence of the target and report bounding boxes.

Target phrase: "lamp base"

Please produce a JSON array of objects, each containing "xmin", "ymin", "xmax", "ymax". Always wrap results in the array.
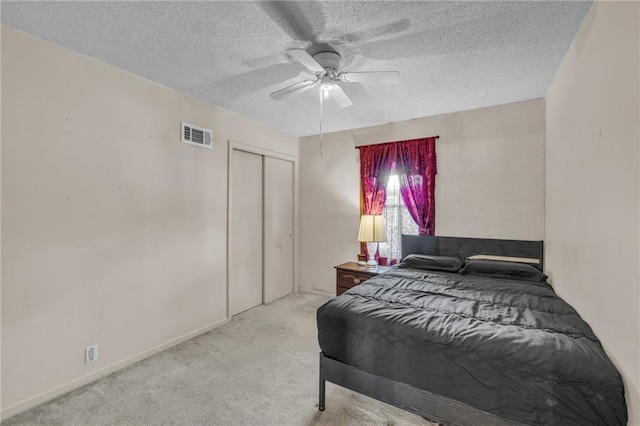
[{"xmin": 366, "ymin": 242, "xmax": 378, "ymax": 268}]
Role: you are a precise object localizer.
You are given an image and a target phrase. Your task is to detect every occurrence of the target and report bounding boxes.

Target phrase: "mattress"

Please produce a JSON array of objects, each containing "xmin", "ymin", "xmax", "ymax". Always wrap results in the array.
[{"xmin": 317, "ymin": 267, "xmax": 627, "ymax": 425}]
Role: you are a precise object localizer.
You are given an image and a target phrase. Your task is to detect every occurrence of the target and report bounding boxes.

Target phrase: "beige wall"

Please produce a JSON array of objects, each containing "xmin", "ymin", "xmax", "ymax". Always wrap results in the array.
[
  {"xmin": 299, "ymin": 99, "xmax": 545, "ymax": 295},
  {"xmin": 545, "ymin": 2, "xmax": 639, "ymax": 425},
  {"xmin": 0, "ymin": 26, "xmax": 297, "ymax": 417},
  {"xmin": 0, "ymin": 22, "xmax": 3, "ymax": 412}
]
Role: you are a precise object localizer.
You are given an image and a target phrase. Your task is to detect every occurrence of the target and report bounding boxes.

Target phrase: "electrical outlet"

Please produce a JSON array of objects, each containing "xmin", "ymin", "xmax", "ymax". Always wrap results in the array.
[{"xmin": 85, "ymin": 344, "xmax": 98, "ymax": 364}]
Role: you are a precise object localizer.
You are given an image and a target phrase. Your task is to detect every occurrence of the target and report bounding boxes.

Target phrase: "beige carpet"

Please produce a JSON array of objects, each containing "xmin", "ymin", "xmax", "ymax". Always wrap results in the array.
[{"xmin": 3, "ymin": 293, "xmax": 433, "ymax": 425}]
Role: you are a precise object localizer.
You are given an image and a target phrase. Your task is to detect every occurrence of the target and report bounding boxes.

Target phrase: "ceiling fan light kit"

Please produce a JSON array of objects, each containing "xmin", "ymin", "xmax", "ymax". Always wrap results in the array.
[{"xmin": 269, "ymin": 47, "xmax": 399, "ymax": 108}]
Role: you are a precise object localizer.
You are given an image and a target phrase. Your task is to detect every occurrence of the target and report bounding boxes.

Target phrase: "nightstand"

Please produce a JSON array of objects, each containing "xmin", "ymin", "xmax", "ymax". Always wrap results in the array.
[{"xmin": 335, "ymin": 262, "xmax": 390, "ymax": 296}]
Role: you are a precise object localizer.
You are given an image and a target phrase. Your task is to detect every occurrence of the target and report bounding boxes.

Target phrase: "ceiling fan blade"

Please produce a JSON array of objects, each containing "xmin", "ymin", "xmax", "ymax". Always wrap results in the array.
[
  {"xmin": 286, "ymin": 49, "xmax": 325, "ymax": 74},
  {"xmin": 329, "ymin": 85, "xmax": 353, "ymax": 108},
  {"xmin": 338, "ymin": 19, "xmax": 410, "ymax": 44},
  {"xmin": 340, "ymin": 71, "xmax": 400, "ymax": 84},
  {"xmin": 270, "ymin": 79, "xmax": 318, "ymax": 101},
  {"xmin": 259, "ymin": 2, "xmax": 325, "ymax": 44}
]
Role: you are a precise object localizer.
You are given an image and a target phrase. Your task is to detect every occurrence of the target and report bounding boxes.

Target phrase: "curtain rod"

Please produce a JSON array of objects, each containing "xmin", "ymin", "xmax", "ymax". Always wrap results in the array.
[{"xmin": 355, "ymin": 135, "xmax": 439, "ymax": 149}]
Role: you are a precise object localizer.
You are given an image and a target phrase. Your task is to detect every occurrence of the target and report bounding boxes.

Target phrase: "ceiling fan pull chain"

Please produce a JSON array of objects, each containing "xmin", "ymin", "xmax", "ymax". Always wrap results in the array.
[{"xmin": 319, "ymin": 85, "xmax": 324, "ymax": 159}]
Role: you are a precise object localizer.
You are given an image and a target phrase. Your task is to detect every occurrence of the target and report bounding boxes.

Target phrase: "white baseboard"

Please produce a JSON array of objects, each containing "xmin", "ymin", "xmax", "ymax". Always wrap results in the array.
[
  {"xmin": 1, "ymin": 317, "xmax": 229, "ymax": 421},
  {"xmin": 298, "ymin": 288, "xmax": 334, "ymax": 298}
]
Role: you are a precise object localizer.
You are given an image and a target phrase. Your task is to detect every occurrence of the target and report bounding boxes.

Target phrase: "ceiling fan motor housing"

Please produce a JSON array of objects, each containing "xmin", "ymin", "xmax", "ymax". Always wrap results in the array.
[{"xmin": 313, "ymin": 51, "xmax": 341, "ymax": 75}]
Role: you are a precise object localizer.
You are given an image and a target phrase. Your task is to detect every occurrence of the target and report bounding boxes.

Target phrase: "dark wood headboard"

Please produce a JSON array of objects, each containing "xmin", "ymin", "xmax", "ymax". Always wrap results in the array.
[{"xmin": 401, "ymin": 235, "xmax": 545, "ymax": 271}]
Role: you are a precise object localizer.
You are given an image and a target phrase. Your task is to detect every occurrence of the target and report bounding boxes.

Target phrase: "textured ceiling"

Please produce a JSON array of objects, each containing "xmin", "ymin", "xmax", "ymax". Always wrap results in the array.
[{"xmin": 2, "ymin": 1, "xmax": 591, "ymax": 137}]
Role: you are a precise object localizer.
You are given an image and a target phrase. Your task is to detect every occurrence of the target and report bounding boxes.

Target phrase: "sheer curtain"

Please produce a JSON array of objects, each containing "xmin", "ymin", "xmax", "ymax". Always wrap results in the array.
[{"xmin": 379, "ymin": 176, "xmax": 419, "ymax": 265}]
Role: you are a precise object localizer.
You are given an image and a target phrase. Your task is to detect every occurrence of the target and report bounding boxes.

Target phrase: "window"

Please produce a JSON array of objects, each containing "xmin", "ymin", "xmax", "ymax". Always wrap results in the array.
[{"xmin": 378, "ymin": 175, "xmax": 418, "ymax": 264}]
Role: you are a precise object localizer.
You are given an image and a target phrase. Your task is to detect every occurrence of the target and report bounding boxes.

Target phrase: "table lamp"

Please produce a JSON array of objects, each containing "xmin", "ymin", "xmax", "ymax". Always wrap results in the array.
[{"xmin": 357, "ymin": 215, "xmax": 387, "ymax": 267}]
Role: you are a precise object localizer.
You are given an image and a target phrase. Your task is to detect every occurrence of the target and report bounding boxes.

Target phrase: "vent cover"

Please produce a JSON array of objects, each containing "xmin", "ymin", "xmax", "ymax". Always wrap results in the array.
[{"xmin": 181, "ymin": 122, "xmax": 212, "ymax": 149}]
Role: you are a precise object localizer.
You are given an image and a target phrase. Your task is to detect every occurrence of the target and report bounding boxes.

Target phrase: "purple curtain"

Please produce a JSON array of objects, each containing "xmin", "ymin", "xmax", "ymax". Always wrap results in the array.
[
  {"xmin": 359, "ymin": 137, "xmax": 437, "ymax": 261},
  {"xmin": 359, "ymin": 143, "xmax": 397, "ymax": 215},
  {"xmin": 396, "ymin": 138, "xmax": 437, "ymax": 235},
  {"xmin": 359, "ymin": 143, "xmax": 398, "ymax": 260}
]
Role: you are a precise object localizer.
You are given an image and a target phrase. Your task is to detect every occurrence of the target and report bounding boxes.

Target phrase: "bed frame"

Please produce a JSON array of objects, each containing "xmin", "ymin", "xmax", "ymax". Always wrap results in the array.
[
  {"xmin": 318, "ymin": 235, "xmax": 544, "ymax": 426},
  {"xmin": 401, "ymin": 234, "xmax": 544, "ymax": 271}
]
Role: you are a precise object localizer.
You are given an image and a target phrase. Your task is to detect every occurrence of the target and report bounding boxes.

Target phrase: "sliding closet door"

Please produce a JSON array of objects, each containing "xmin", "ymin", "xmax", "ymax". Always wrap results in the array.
[
  {"xmin": 229, "ymin": 149, "xmax": 263, "ymax": 316},
  {"xmin": 263, "ymin": 156, "xmax": 294, "ymax": 303}
]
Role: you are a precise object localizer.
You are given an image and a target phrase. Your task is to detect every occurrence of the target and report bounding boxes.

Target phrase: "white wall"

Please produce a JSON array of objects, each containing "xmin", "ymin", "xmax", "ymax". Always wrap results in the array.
[
  {"xmin": 545, "ymin": 2, "xmax": 639, "ymax": 424},
  {"xmin": 299, "ymin": 99, "xmax": 545, "ymax": 295},
  {"xmin": 0, "ymin": 26, "xmax": 297, "ymax": 418}
]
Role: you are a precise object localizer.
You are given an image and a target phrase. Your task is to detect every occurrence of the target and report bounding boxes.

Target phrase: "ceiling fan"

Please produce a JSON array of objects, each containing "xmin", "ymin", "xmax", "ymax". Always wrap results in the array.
[{"xmin": 269, "ymin": 48, "xmax": 399, "ymax": 108}]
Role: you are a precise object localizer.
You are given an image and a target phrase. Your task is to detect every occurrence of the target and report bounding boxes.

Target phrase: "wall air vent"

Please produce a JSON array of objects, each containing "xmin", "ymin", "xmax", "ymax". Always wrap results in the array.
[{"xmin": 181, "ymin": 122, "xmax": 213, "ymax": 149}]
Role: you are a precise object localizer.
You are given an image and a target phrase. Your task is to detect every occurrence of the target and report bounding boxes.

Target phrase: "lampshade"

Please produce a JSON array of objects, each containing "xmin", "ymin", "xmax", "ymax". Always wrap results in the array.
[{"xmin": 357, "ymin": 215, "xmax": 387, "ymax": 243}]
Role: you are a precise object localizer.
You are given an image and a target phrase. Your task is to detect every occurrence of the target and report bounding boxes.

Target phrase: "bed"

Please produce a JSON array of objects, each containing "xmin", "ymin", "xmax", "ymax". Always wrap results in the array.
[{"xmin": 316, "ymin": 235, "xmax": 627, "ymax": 425}]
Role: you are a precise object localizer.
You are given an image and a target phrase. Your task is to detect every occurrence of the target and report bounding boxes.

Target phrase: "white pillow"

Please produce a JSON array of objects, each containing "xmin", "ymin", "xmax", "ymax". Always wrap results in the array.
[{"xmin": 466, "ymin": 254, "xmax": 540, "ymax": 265}]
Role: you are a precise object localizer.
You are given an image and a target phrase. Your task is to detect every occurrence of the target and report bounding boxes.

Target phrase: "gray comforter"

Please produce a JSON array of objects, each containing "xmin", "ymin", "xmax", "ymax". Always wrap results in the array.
[{"xmin": 317, "ymin": 268, "xmax": 626, "ymax": 425}]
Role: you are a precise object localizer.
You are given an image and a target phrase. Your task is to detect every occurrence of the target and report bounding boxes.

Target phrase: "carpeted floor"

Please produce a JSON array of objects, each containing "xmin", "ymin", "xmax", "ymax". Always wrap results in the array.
[{"xmin": 3, "ymin": 293, "xmax": 433, "ymax": 425}]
